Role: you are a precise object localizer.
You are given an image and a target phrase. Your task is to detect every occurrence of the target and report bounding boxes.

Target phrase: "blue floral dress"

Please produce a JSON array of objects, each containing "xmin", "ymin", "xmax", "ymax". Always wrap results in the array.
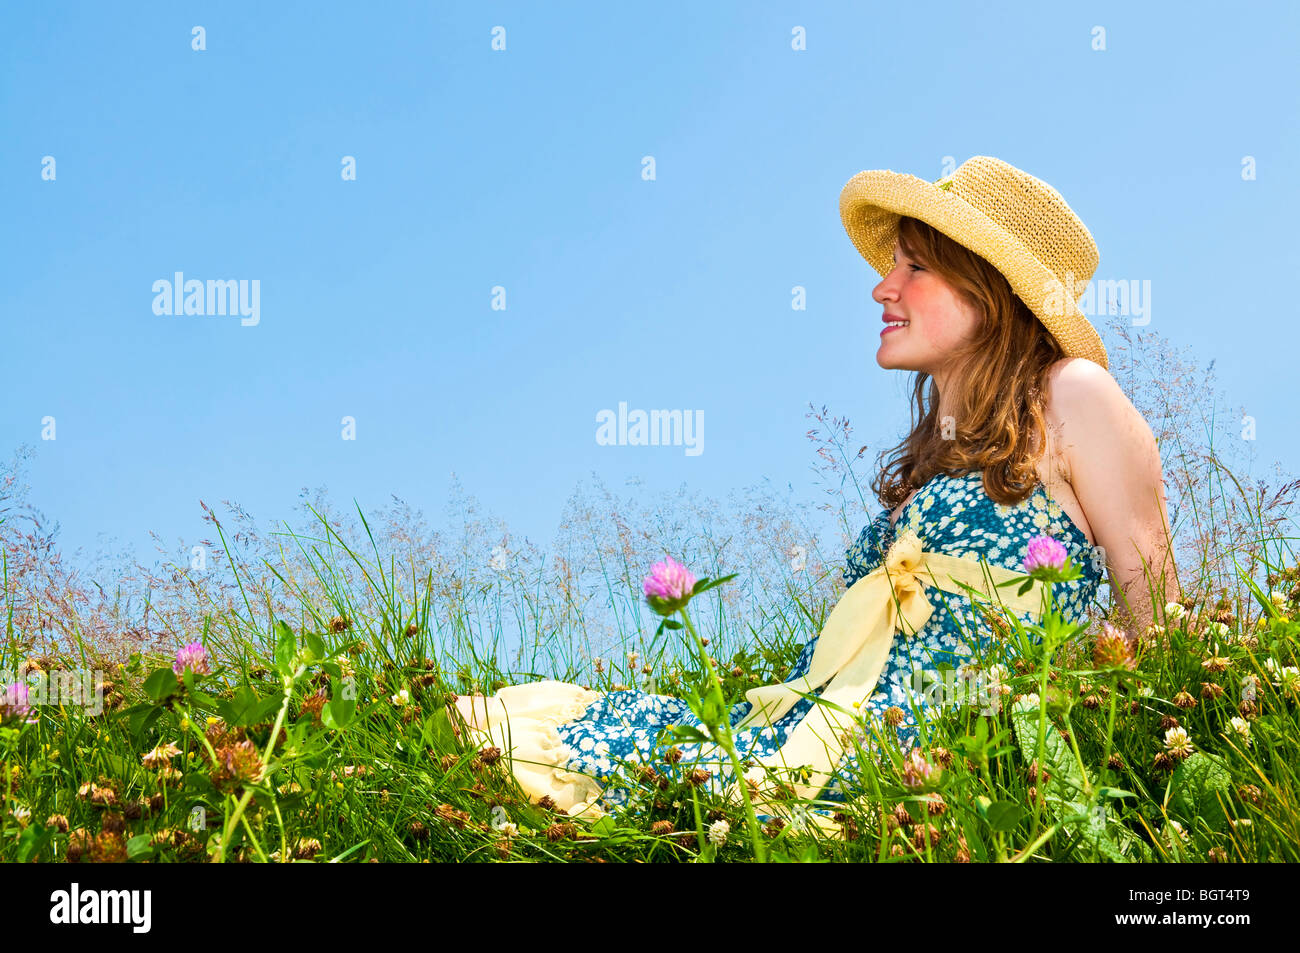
[{"xmin": 541, "ymin": 470, "xmax": 1105, "ymax": 819}]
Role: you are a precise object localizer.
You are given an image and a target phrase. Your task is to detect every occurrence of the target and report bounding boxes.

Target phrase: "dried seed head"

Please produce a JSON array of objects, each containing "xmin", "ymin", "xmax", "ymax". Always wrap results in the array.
[
  {"xmin": 687, "ymin": 768, "xmax": 711, "ymax": 787},
  {"xmin": 1173, "ymin": 689, "xmax": 1198, "ymax": 710},
  {"xmin": 650, "ymin": 820, "xmax": 674, "ymax": 836}
]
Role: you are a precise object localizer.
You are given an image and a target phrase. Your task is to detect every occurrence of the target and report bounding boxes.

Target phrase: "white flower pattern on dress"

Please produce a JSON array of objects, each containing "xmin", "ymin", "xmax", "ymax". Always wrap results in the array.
[{"xmin": 549, "ymin": 470, "xmax": 1104, "ymax": 820}]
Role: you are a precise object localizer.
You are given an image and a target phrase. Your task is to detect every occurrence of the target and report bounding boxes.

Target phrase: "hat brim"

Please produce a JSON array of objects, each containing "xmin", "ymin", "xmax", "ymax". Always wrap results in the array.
[{"xmin": 839, "ymin": 169, "xmax": 1108, "ymax": 370}]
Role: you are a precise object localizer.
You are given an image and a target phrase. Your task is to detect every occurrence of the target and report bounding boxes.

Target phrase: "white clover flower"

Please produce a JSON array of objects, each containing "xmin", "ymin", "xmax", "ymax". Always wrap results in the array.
[
  {"xmin": 1018, "ymin": 692, "xmax": 1041, "ymax": 708},
  {"xmin": 1227, "ymin": 716, "xmax": 1252, "ymax": 746},
  {"xmin": 11, "ymin": 805, "xmax": 31, "ymax": 827},
  {"xmin": 1280, "ymin": 667, "xmax": 1300, "ymax": 693},
  {"xmin": 1165, "ymin": 602, "xmax": 1187, "ymax": 620},
  {"xmin": 789, "ymin": 544, "xmax": 807, "ymax": 573},
  {"xmin": 1165, "ymin": 819, "xmax": 1190, "ymax": 843},
  {"xmin": 1163, "ymin": 726, "xmax": 1194, "ymax": 758},
  {"xmin": 1138, "ymin": 683, "xmax": 1155, "ymax": 697},
  {"xmin": 707, "ymin": 818, "xmax": 730, "ymax": 846},
  {"xmin": 1269, "ymin": 590, "xmax": 1287, "ymax": 607},
  {"xmin": 390, "ymin": 688, "xmax": 410, "ymax": 707},
  {"xmin": 1209, "ymin": 621, "xmax": 1229, "ymax": 638}
]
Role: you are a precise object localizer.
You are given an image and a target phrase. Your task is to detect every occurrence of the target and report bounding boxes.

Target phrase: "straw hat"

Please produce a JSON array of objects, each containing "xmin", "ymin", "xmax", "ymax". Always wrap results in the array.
[{"xmin": 839, "ymin": 155, "xmax": 1108, "ymax": 370}]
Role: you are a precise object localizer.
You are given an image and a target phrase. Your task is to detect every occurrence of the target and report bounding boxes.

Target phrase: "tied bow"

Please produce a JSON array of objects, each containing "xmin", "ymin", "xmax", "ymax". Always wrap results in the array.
[{"xmin": 712, "ymin": 527, "xmax": 1049, "ymax": 814}]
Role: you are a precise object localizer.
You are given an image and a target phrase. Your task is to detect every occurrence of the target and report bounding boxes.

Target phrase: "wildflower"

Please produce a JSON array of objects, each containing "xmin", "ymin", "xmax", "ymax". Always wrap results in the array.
[
  {"xmin": 1093, "ymin": 623, "xmax": 1136, "ymax": 670},
  {"xmin": 1202, "ymin": 654, "xmax": 1230, "ymax": 674},
  {"xmin": 650, "ymin": 820, "xmax": 674, "ymax": 836},
  {"xmin": 707, "ymin": 818, "xmax": 730, "ymax": 846},
  {"xmin": 434, "ymin": 803, "xmax": 471, "ymax": 828},
  {"xmin": 687, "ymin": 768, "xmax": 711, "ymax": 787},
  {"xmin": 900, "ymin": 748, "xmax": 937, "ymax": 791},
  {"xmin": 78, "ymin": 780, "xmax": 118, "ymax": 807},
  {"xmin": 293, "ymin": 837, "xmax": 322, "ymax": 859},
  {"xmin": 888, "ymin": 802, "xmax": 913, "ymax": 831},
  {"xmin": 0, "ymin": 682, "xmax": 33, "ymax": 722},
  {"xmin": 1022, "ymin": 535, "xmax": 1067, "ymax": 574},
  {"xmin": 141, "ymin": 741, "xmax": 182, "ymax": 769},
  {"xmin": 545, "ymin": 822, "xmax": 575, "ymax": 841},
  {"xmin": 10, "ymin": 805, "xmax": 31, "ymax": 827},
  {"xmin": 954, "ymin": 835, "xmax": 971, "ymax": 863},
  {"xmin": 1238, "ymin": 784, "xmax": 1263, "ymax": 806},
  {"xmin": 924, "ymin": 793, "xmax": 947, "ymax": 817},
  {"xmin": 1227, "ymin": 717, "xmax": 1251, "ymax": 747},
  {"xmin": 1152, "ymin": 751, "xmax": 1174, "ymax": 772},
  {"xmin": 1017, "ymin": 692, "xmax": 1041, "ymax": 708},
  {"xmin": 209, "ymin": 740, "xmax": 265, "ymax": 793},
  {"xmin": 642, "ymin": 556, "xmax": 697, "ymax": 617},
  {"xmin": 883, "ymin": 706, "xmax": 906, "ymax": 727},
  {"xmin": 1200, "ymin": 682, "xmax": 1224, "ymax": 700},
  {"xmin": 1107, "ymin": 753, "xmax": 1124, "ymax": 770},
  {"xmin": 329, "ymin": 616, "xmax": 351, "ymax": 633},
  {"xmin": 592, "ymin": 657, "xmax": 604, "ymax": 674},
  {"xmin": 391, "ymin": 688, "xmax": 410, "ymax": 707},
  {"xmin": 88, "ymin": 831, "xmax": 128, "ymax": 863},
  {"xmin": 1163, "ymin": 726, "xmax": 1195, "ymax": 761},
  {"xmin": 1164, "ymin": 819, "xmax": 1190, "ymax": 845},
  {"xmin": 477, "ymin": 745, "xmax": 502, "ymax": 766},
  {"xmin": 1269, "ymin": 590, "xmax": 1287, "ymax": 607},
  {"xmin": 1172, "ymin": 689, "xmax": 1197, "ymax": 710},
  {"xmin": 1278, "ymin": 667, "xmax": 1300, "ymax": 694},
  {"xmin": 172, "ymin": 641, "xmax": 211, "ymax": 678},
  {"xmin": 1165, "ymin": 601, "xmax": 1187, "ymax": 620}
]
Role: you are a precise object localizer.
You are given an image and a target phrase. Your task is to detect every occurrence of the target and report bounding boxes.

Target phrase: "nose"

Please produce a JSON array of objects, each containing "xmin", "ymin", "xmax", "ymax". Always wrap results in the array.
[{"xmin": 872, "ymin": 264, "xmax": 902, "ymax": 305}]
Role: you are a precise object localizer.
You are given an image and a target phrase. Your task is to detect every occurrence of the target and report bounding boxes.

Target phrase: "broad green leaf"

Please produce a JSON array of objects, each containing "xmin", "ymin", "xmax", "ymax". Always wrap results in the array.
[
  {"xmin": 143, "ymin": 667, "xmax": 179, "ymax": 702},
  {"xmin": 274, "ymin": 621, "xmax": 297, "ymax": 674},
  {"xmin": 985, "ymin": 800, "xmax": 1023, "ymax": 832},
  {"xmin": 1168, "ymin": 752, "xmax": 1232, "ymax": 831},
  {"xmin": 321, "ymin": 698, "xmax": 357, "ymax": 730}
]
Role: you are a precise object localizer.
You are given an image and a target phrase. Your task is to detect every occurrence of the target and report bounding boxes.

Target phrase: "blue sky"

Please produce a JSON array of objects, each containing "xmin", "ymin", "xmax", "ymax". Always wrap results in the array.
[{"xmin": 2, "ymin": 0, "xmax": 1297, "ymax": 574}]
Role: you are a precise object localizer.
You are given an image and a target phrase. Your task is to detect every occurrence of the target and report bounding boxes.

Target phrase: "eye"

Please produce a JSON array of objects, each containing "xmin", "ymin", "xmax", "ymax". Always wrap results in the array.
[{"xmin": 908, "ymin": 263, "xmax": 925, "ymax": 272}]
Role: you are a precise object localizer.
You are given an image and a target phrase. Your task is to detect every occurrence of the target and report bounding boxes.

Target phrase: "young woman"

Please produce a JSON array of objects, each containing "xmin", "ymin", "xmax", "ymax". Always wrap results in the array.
[{"xmin": 452, "ymin": 156, "xmax": 1181, "ymax": 829}]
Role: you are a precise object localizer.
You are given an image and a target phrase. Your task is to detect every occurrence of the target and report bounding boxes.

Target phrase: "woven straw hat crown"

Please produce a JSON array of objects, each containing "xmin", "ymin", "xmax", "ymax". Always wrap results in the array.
[{"xmin": 839, "ymin": 155, "xmax": 1108, "ymax": 369}]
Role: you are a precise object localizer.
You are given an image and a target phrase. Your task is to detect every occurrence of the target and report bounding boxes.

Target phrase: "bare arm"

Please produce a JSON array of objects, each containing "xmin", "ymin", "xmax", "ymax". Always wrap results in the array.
[{"xmin": 1051, "ymin": 360, "xmax": 1182, "ymax": 639}]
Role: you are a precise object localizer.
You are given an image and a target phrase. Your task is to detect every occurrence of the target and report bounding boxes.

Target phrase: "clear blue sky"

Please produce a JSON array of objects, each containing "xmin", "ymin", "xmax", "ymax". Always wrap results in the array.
[{"xmin": 3, "ymin": 1, "xmax": 1297, "ymax": 573}]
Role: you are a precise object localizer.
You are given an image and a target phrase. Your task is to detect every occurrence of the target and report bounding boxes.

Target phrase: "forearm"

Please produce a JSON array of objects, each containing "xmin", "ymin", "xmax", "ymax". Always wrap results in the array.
[{"xmin": 1108, "ymin": 550, "xmax": 1181, "ymax": 640}]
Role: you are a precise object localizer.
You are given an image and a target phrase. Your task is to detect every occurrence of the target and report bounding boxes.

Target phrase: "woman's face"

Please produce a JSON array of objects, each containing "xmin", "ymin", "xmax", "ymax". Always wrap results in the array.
[{"xmin": 871, "ymin": 240, "xmax": 982, "ymax": 375}]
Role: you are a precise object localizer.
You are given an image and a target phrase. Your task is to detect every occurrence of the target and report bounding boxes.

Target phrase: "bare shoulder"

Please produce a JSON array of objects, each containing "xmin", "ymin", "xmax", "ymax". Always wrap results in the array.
[{"xmin": 1043, "ymin": 356, "xmax": 1167, "ymax": 546}]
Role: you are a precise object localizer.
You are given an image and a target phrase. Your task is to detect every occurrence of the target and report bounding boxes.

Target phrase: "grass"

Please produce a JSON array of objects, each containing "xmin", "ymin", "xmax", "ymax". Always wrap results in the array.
[{"xmin": 1, "ymin": 315, "xmax": 1298, "ymax": 862}]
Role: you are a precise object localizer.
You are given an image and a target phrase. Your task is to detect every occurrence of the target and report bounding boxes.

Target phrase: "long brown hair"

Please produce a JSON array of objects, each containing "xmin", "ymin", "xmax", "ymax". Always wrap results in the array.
[{"xmin": 872, "ymin": 215, "xmax": 1067, "ymax": 512}]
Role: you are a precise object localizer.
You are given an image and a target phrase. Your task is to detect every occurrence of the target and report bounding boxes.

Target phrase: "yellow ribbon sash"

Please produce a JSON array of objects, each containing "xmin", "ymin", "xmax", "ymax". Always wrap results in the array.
[{"xmin": 711, "ymin": 527, "xmax": 1049, "ymax": 812}]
